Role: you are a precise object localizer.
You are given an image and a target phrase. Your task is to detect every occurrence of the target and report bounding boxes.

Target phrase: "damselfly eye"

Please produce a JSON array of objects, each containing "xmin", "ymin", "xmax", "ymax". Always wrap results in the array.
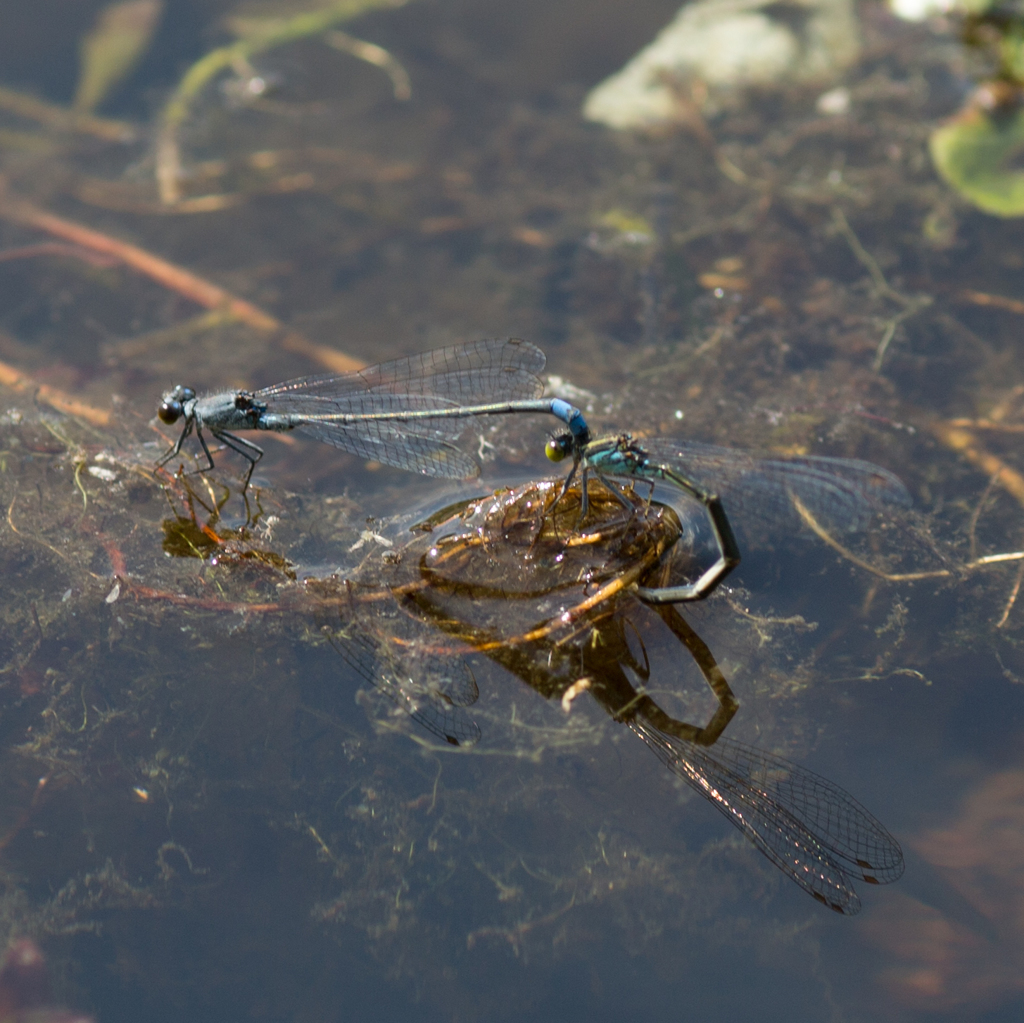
[
  {"xmin": 545, "ymin": 435, "xmax": 572, "ymax": 462},
  {"xmin": 158, "ymin": 400, "xmax": 182, "ymax": 425}
]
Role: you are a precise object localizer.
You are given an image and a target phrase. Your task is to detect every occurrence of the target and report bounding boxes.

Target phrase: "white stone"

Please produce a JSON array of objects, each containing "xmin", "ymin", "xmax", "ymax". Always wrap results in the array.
[
  {"xmin": 888, "ymin": 0, "xmax": 954, "ymax": 21},
  {"xmin": 816, "ymin": 86, "xmax": 851, "ymax": 115},
  {"xmin": 583, "ymin": 0, "xmax": 861, "ymax": 130}
]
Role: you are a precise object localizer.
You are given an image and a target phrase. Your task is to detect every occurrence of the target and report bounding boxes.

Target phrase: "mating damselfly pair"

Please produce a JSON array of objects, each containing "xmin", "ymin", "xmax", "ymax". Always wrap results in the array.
[
  {"xmin": 157, "ymin": 339, "xmax": 910, "ymax": 913},
  {"xmin": 156, "ymin": 336, "xmax": 911, "ymax": 604}
]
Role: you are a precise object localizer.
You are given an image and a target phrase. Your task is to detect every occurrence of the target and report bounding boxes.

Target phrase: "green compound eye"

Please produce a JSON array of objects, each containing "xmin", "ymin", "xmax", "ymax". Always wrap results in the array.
[{"xmin": 545, "ymin": 436, "xmax": 571, "ymax": 462}]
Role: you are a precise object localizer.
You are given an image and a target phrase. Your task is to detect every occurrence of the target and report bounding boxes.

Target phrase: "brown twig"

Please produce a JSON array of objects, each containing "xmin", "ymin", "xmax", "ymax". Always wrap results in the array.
[
  {"xmin": 0, "ymin": 357, "xmax": 111, "ymax": 427},
  {"xmin": 124, "ymin": 581, "xmax": 287, "ymax": 615},
  {"xmin": 946, "ymin": 419, "xmax": 1024, "ymax": 433},
  {"xmin": 0, "ymin": 176, "xmax": 365, "ymax": 374},
  {"xmin": 0, "ymin": 84, "xmax": 134, "ymax": 142},
  {"xmin": 931, "ymin": 421, "xmax": 1024, "ymax": 506},
  {"xmin": 959, "ymin": 289, "xmax": 1024, "ymax": 316},
  {"xmin": 0, "ymin": 242, "xmax": 119, "ymax": 267}
]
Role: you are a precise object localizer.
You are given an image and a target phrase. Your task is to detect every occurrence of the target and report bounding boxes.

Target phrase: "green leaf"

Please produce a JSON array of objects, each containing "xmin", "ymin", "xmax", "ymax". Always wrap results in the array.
[
  {"xmin": 73, "ymin": 0, "xmax": 164, "ymax": 114},
  {"xmin": 930, "ymin": 101, "xmax": 1024, "ymax": 217}
]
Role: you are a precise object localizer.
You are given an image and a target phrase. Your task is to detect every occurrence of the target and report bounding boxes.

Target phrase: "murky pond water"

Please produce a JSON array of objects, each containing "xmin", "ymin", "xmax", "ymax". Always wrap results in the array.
[{"xmin": 1, "ymin": 1, "xmax": 1024, "ymax": 1020}]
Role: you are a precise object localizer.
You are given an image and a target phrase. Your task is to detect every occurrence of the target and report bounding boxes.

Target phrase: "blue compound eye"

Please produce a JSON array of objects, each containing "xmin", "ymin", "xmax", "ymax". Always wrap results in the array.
[
  {"xmin": 158, "ymin": 400, "xmax": 183, "ymax": 425},
  {"xmin": 545, "ymin": 435, "xmax": 572, "ymax": 462}
]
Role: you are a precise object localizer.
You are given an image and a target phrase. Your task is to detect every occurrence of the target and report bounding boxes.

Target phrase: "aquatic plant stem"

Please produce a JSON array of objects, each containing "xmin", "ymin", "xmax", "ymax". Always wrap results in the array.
[
  {"xmin": 791, "ymin": 493, "xmax": 1024, "ymax": 584},
  {"xmin": 830, "ymin": 207, "xmax": 932, "ymax": 371},
  {"xmin": 156, "ymin": 0, "xmax": 411, "ymax": 203}
]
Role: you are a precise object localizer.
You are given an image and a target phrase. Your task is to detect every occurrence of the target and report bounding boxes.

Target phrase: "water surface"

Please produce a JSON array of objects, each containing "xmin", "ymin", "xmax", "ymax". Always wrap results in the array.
[{"xmin": 0, "ymin": 1, "xmax": 1022, "ymax": 1020}]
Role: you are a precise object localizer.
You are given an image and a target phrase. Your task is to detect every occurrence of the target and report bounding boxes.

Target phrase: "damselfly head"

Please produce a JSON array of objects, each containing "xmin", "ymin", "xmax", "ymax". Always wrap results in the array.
[
  {"xmin": 157, "ymin": 386, "xmax": 195, "ymax": 425},
  {"xmin": 545, "ymin": 433, "xmax": 574, "ymax": 463}
]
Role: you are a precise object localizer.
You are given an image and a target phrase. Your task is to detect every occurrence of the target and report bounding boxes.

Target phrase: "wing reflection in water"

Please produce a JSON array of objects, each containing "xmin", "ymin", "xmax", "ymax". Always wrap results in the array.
[
  {"xmin": 628, "ymin": 721, "xmax": 905, "ymax": 915},
  {"xmin": 327, "ymin": 621, "xmax": 481, "ymax": 748},
  {"xmin": 325, "ymin": 478, "xmax": 904, "ymax": 915}
]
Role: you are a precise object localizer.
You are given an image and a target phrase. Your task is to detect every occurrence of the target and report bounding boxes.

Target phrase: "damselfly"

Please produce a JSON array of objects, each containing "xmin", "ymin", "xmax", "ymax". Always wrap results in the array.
[
  {"xmin": 543, "ymin": 431, "xmax": 911, "ymax": 602},
  {"xmin": 156, "ymin": 337, "xmax": 588, "ymax": 485}
]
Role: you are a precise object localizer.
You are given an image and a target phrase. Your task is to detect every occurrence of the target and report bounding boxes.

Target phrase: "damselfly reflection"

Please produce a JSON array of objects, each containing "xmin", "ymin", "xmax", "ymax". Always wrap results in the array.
[{"xmin": 323, "ymin": 479, "xmax": 904, "ymax": 914}]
